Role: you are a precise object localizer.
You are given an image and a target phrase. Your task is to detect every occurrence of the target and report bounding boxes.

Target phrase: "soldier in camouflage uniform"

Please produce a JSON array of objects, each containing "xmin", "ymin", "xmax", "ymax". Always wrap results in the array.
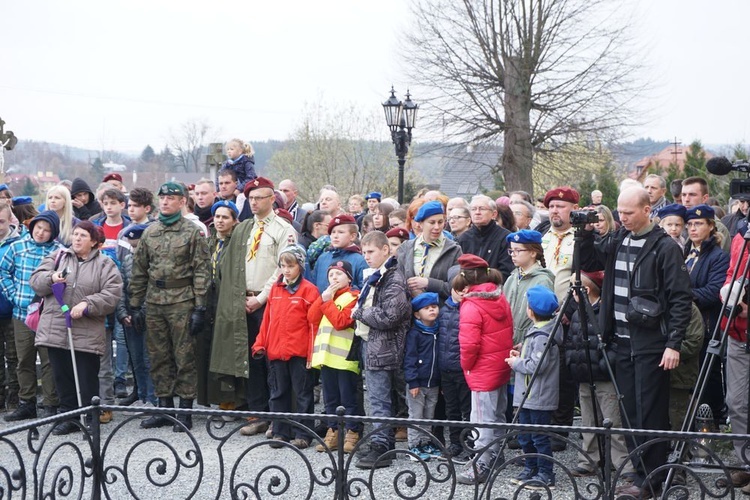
[{"xmin": 129, "ymin": 182, "xmax": 210, "ymax": 431}]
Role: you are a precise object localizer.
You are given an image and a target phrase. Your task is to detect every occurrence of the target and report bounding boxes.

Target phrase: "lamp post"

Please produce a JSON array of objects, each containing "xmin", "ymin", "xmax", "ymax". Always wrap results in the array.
[{"xmin": 382, "ymin": 87, "xmax": 418, "ymax": 204}]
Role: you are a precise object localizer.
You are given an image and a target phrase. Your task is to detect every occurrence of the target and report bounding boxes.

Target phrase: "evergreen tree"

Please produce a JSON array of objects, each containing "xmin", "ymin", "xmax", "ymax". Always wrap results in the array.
[
  {"xmin": 682, "ymin": 140, "xmax": 707, "ymax": 179},
  {"xmin": 22, "ymin": 177, "xmax": 38, "ymax": 196},
  {"xmin": 597, "ymin": 164, "xmax": 619, "ymax": 209},
  {"xmin": 92, "ymin": 157, "xmax": 105, "ymax": 179},
  {"xmin": 140, "ymin": 145, "xmax": 156, "ymax": 163}
]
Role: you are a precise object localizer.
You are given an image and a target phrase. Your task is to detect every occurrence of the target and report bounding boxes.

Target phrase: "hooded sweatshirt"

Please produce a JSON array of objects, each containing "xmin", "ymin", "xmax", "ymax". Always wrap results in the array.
[{"xmin": 71, "ymin": 178, "xmax": 101, "ymax": 220}]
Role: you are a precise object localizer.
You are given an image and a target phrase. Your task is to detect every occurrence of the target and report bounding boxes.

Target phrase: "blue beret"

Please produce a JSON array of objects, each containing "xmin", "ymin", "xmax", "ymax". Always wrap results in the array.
[
  {"xmin": 412, "ymin": 292, "xmax": 440, "ymax": 311},
  {"xmin": 365, "ymin": 192, "xmax": 382, "ymax": 201},
  {"xmin": 123, "ymin": 223, "xmax": 150, "ymax": 240},
  {"xmin": 12, "ymin": 196, "xmax": 32, "ymax": 206},
  {"xmin": 685, "ymin": 204, "xmax": 714, "ymax": 222},
  {"xmin": 0, "ymin": 184, "xmax": 8, "ymax": 193},
  {"xmin": 414, "ymin": 200, "xmax": 444, "ymax": 222},
  {"xmin": 506, "ymin": 229, "xmax": 542, "ymax": 245},
  {"xmin": 656, "ymin": 203, "xmax": 686, "ymax": 221},
  {"xmin": 211, "ymin": 199, "xmax": 239, "ymax": 218},
  {"xmin": 527, "ymin": 285, "xmax": 558, "ymax": 317}
]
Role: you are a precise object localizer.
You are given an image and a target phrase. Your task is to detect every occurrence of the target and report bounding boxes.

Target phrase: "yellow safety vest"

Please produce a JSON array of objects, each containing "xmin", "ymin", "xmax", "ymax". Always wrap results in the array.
[{"xmin": 311, "ymin": 292, "xmax": 360, "ymax": 374}]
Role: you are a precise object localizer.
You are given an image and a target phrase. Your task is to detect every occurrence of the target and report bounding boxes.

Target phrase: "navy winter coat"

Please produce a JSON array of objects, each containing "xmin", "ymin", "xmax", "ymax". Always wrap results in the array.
[
  {"xmin": 437, "ymin": 297, "xmax": 461, "ymax": 372},
  {"xmin": 404, "ymin": 323, "xmax": 440, "ymax": 389},
  {"xmin": 684, "ymin": 236, "xmax": 729, "ymax": 334}
]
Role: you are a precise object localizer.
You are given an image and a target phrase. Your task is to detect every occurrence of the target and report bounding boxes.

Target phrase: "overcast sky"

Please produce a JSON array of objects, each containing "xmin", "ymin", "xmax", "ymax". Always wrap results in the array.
[{"xmin": 1, "ymin": 0, "xmax": 748, "ymax": 153}]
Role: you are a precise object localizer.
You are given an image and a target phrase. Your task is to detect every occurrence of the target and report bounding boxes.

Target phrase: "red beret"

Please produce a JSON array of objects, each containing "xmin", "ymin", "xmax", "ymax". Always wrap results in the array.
[
  {"xmin": 187, "ymin": 184, "xmax": 196, "ymax": 191},
  {"xmin": 243, "ymin": 177, "xmax": 275, "ymax": 197},
  {"xmin": 581, "ymin": 270, "xmax": 605, "ymax": 290},
  {"xmin": 274, "ymin": 208, "xmax": 294, "ymax": 225},
  {"xmin": 103, "ymin": 173, "xmax": 123, "ymax": 183},
  {"xmin": 328, "ymin": 214, "xmax": 357, "ymax": 234},
  {"xmin": 385, "ymin": 227, "xmax": 410, "ymax": 240},
  {"xmin": 543, "ymin": 186, "xmax": 580, "ymax": 208},
  {"xmin": 458, "ymin": 253, "xmax": 489, "ymax": 270}
]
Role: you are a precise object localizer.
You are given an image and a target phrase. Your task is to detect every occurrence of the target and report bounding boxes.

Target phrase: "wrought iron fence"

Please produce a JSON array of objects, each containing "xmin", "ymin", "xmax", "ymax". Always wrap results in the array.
[{"xmin": 0, "ymin": 398, "xmax": 747, "ymax": 499}]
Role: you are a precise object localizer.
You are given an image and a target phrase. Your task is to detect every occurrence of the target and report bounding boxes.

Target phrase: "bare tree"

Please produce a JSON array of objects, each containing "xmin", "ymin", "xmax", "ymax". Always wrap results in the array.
[
  {"xmin": 167, "ymin": 118, "xmax": 212, "ymax": 173},
  {"xmin": 404, "ymin": 0, "xmax": 641, "ymax": 193}
]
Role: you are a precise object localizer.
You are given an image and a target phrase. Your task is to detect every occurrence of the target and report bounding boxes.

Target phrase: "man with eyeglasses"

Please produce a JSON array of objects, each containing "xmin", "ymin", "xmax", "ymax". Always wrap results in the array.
[
  {"xmin": 457, "ymin": 195, "xmax": 513, "ymax": 281},
  {"xmin": 510, "ymin": 200, "xmax": 535, "ymax": 230}
]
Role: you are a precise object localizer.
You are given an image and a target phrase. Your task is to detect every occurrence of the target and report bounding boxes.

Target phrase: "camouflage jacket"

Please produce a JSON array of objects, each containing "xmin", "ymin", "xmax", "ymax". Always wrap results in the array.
[{"xmin": 129, "ymin": 216, "xmax": 210, "ymax": 308}]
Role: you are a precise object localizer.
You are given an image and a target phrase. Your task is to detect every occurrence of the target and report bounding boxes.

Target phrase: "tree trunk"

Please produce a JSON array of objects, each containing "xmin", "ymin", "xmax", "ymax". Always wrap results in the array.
[{"xmin": 501, "ymin": 55, "xmax": 533, "ymax": 193}]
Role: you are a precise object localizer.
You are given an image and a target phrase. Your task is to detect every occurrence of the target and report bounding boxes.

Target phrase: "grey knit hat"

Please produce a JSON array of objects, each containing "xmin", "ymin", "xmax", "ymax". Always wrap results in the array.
[{"xmin": 279, "ymin": 244, "xmax": 307, "ymax": 267}]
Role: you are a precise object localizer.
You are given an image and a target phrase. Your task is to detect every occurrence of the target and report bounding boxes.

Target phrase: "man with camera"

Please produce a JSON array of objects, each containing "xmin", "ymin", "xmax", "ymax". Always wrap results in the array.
[{"xmin": 580, "ymin": 186, "xmax": 692, "ymax": 498}]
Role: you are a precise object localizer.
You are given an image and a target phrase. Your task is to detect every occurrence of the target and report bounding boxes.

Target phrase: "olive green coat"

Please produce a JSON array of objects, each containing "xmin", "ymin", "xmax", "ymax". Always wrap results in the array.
[
  {"xmin": 670, "ymin": 303, "xmax": 705, "ymax": 390},
  {"xmin": 502, "ymin": 264, "xmax": 556, "ymax": 346}
]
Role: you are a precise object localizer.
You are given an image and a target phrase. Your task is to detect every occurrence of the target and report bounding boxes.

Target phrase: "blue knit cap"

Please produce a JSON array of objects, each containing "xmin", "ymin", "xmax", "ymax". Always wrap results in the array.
[
  {"xmin": 414, "ymin": 201, "xmax": 444, "ymax": 222},
  {"xmin": 527, "ymin": 285, "xmax": 558, "ymax": 317},
  {"xmin": 412, "ymin": 292, "xmax": 440, "ymax": 311}
]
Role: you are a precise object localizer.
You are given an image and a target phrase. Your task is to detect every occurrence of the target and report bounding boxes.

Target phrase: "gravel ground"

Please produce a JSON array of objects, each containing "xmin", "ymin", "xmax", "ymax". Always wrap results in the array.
[{"xmin": 0, "ymin": 401, "xmax": 739, "ymax": 499}]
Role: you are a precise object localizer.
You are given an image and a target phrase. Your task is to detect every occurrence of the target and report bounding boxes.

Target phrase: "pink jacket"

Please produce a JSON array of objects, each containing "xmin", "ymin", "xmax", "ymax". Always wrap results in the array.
[{"xmin": 459, "ymin": 283, "xmax": 514, "ymax": 391}]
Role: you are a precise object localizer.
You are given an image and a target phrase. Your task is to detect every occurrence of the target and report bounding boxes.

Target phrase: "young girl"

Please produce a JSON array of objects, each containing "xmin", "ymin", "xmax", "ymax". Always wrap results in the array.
[
  {"xmin": 656, "ymin": 203, "xmax": 686, "ymax": 248},
  {"xmin": 251, "ymin": 245, "xmax": 320, "ymax": 449},
  {"xmin": 45, "ymin": 185, "xmax": 77, "ymax": 247},
  {"xmin": 220, "ymin": 138, "xmax": 257, "ymax": 195},
  {"xmin": 307, "ymin": 260, "xmax": 361, "ymax": 454},
  {"xmin": 454, "ymin": 253, "xmax": 514, "ymax": 485}
]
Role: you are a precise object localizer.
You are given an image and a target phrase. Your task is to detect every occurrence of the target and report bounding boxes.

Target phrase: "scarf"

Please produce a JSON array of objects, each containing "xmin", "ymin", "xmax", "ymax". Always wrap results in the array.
[
  {"xmin": 159, "ymin": 211, "xmax": 182, "ymax": 226},
  {"xmin": 194, "ymin": 203, "xmax": 214, "ymax": 224},
  {"xmin": 415, "ymin": 319, "xmax": 439, "ymax": 334}
]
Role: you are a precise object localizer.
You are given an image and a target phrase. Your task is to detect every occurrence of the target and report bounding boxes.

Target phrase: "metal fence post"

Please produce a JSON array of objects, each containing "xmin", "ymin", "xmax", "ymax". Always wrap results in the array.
[
  {"xmin": 90, "ymin": 397, "xmax": 102, "ymax": 500},
  {"xmin": 603, "ymin": 418, "xmax": 613, "ymax": 500},
  {"xmin": 336, "ymin": 406, "xmax": 346, "ymax": 499}
]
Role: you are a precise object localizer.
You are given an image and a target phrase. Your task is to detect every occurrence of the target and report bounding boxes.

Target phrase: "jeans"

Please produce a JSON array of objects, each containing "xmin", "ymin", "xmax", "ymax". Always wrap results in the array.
[
  {"xmin": 124, "ymin": 324, "xmax": 156, "ymax": 404},
  {"xmin": 518, "ymin": 408, "xmax": 553, "ymax": 475},
  {"xmin": 364, "ymin": 368, "xmax": 397, "ymax": 449},
  {"xmin": 268, "ymin": 357, "xmax": 315, "ymax": 440},
  {"xmin": 113, "ymin": 321, "xmax": 129, "ymax": 388},
  {"xmin": 405, "ymin": 385, "xmax": 439, "ymax": 448}
]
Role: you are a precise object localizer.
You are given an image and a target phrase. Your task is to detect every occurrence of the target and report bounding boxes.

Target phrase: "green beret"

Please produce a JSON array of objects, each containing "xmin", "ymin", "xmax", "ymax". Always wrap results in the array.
[{"xmin": 158, "ymin": 182, "xmax": 185, "ymax": 197}]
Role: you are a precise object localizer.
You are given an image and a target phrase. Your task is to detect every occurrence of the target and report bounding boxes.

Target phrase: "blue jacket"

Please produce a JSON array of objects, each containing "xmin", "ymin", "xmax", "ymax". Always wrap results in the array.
[
  {"xmin": 220, "ymin": 154, "xmax": 257, "ymax": 192},
  {"xmin": 437, "ymin": 297, "xmax": 461, "ymax": 372},
  {"xmin": 308, "ymin": 246, "xmax": 367, "ymax": 294},
  {"xmin": 0, "ymin": 226, "xmax": 22, "ymax": 318},
  {"xmin": 404, "ymin": 322, "xmax": 441, "ymax": 389},
  {"xmin": 684, "ymin": 236, "xmax": 729, "ymax": 334}
]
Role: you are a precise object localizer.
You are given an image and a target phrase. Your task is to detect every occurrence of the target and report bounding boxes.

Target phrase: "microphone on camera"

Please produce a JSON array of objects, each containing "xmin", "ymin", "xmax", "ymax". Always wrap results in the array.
[{"xmin": 706, "ymin": 156, "xmax": 734, "ymax": 176}]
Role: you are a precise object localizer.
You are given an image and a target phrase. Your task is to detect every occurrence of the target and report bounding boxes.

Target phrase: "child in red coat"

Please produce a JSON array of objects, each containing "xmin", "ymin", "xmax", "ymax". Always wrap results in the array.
[{"xmin": 252, "ymin": 245, "xmax": 320, "ymax": 449}]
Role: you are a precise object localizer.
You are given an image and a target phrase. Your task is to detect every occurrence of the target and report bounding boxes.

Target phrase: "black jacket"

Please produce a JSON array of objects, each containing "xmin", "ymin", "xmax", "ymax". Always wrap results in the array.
[
  {"xmin": 565, "ymin": 302, "xmax": 611, "ymax": 383},
  {"xmin": 71, "ymin": 178, "xmax": 101, "ymax": 220},
  {"xmin": 458, "ymin": 223, "xmax": 514, "ymax": 281},
  {"xmin": 579, "ymin": 225, "xmax": 692, "ymax": 355}
]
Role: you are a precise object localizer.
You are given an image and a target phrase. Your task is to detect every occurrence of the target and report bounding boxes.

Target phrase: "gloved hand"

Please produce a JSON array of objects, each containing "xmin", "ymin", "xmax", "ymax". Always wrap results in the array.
[
  {"xmin": 189, "ymin": 307, "xmax": 207, "ymax": 337},
  {"xmin": 131, "ymin": 306, "xmax": 147, "ymax": 334}
]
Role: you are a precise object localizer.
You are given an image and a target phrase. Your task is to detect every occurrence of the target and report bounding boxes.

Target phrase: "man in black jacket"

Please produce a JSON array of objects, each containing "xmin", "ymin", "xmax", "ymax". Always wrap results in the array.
[
  {"xmin": 457, "ymin": 195, "xmax": 513, "ymax": 281},
  {"xmin": 580, "ymin": 186, "xmax": 692, "ymax": 497}
]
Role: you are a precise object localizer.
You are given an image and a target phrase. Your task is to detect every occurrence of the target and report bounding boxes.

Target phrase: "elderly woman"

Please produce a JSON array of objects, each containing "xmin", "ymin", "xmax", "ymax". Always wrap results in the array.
[
  {"xmin": 448, "ymin": 207, "xmax": 472, "ymax": 238},
  {"xmin": 30, "ymin": 220, "xmax": 122, "ymax": 435},
  {"xmin": 683, "ymin": 204, "xmax": 729, "ymax": 424}
]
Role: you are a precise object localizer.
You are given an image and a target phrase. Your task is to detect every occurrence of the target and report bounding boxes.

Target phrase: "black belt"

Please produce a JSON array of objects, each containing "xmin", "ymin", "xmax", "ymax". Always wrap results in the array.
[{"xmin": 150, "ymin": 278, "xmax": 192, "ymax": 289}]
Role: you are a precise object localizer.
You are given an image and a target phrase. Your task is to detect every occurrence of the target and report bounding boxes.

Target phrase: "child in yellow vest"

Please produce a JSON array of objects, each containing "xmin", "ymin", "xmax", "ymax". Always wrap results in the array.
[{"xmin": 308, "ymin": 260, "xmax": 361, "ymax": 453}]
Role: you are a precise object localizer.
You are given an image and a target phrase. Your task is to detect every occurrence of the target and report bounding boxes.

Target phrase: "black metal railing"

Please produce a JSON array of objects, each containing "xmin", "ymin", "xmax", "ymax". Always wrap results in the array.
[{"xmin": 0, "ymin": 398, "xmax": 747, "ymax": 499}]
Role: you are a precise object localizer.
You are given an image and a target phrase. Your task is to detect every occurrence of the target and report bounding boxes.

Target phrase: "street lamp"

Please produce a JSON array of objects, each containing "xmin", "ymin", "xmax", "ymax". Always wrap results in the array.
[{"xmin": 382, "ymin": 87, "xmax": 418, "ymax": 204}]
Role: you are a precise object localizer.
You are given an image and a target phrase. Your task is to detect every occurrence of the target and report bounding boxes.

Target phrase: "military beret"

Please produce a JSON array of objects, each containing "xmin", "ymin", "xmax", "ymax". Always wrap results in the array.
[
  {"xmin": 274, "ymin": 208, "xmax": 294, "ymax": 225},
  {"xmin": 527, "ymin": 285, "xmax": 559, "ymax": 317},
  {"xmin": 0, "ymin": 184, "xmax": 9, "ymax": 193},
  {"xmin": 506, "ymin": 229, "xmax": 543, "ymax": 245},
  {"xmin": 365, "ymin": 192, "xmax": 382, "ymax": 201},
  {"xmin": 328, "ymin": 214, "xmax": 357, "ymax": 234},
  {"xmin": 103, "ymin": 173, "xmax": 123, "ymax": 183},
  {"xmin": 327, "ymin": 260, "xmax": 353, "ymax": 281},
  {"xmin": 411, "ymin": 292, "xmax": 440, "ymax": 311},
  {"xmin": 158, "ymin": 182, "xmax": 185, "ymax": 197},
  {"xmin": 385, "ymin": 227, "xmax": 410, "ymax": 241},
  {"xmin": 187, "ymin": 183, "xmax": 196, "ymax": 191},
  {"xmin": 414, "ymin": 200, "xmax": 444, "ymax": 222},
  {"xmin": 243, "ymin": 177, "xmax": 274, "ymax": 196},
  {"xmin": 656, "ymin": 203, "xmax": 686, "ymax": 221},
  {"xmin": 12, "ymin": 196, "xmax": 32, "ymax": 206},
  {"xmin": 123, "ymin": 223, "xmax": 150, "ymax": 240},
  {"xmin": 544, "ymin": 186, "xmax": 580, "ymax": 208},
  {"xmin": 685, "ymin": 204, "xmax": 714, "ymax": 222},
  {"xmin": 458, "ymin": 253, "xmax": 489, "ymax": 270},
  {"xmin": 211, "ymin": 200, "xmax": 239, "ymax": 218},
  {"xmin": 581, "ymin": 270, "xmax": 605, "ymax": 291}
]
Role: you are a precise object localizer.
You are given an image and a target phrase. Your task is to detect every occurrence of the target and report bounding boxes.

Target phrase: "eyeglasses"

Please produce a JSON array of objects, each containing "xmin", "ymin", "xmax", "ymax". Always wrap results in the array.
[
  {"xmin": 686, "ymin": 220, "xmax": 708, "ymax": 228},
  {"xmin": 447, "ymin": 216, "xmax": 470, "ymax": 222},
  {"xmin": 247, "ymin": 194, "xmax": 274, "ymax": 202},
  {"xmin": 470, "ymin": 206, "xmax": 492, "ymax": 212},
  {"xmin": 507, "ymin": 249, "xmax": 530, "ymax": 256}
]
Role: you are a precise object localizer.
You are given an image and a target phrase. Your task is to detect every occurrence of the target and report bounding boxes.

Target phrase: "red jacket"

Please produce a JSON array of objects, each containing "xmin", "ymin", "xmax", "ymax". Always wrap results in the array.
[
  {"xmin": 459, "ymin": 282, "xmax": 514, "ymax": 391},
  {"xmin": 308, "ymin": 287, "xmax": 359, "ymax": 330},
  {"xmin": 724, "ymin": 232, "xmax": 748, "ymax": 342},
  {"xmin": 253, "ymin": 277, "xmax": 320, "ymax": 362}
]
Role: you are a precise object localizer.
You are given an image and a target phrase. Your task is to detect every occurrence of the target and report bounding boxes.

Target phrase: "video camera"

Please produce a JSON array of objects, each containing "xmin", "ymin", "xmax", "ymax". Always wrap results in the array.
[
  {"xmin": 570, "ymin": 209, "xmax": 598, "ymax": 226},
  {"xmin": 707, "ymin": 157, "xmax": 750, "ymax": 200}
]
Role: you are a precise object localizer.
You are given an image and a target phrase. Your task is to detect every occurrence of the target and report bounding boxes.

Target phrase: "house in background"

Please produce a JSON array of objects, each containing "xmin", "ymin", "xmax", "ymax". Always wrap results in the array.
[
  {"xmin": 438, "ymin": 145, "xmax": 501, "ymax": 198},
  {"xmin": 629, "ymin": 144, "xmax": 714, "ymax": 181}
]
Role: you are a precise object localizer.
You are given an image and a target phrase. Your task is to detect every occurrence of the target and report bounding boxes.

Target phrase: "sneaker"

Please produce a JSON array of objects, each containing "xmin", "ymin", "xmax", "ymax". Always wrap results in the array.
[
  {"xmin": 268, "ymin": 435, "xmax": 288, "ymax": 449},
  {"xmin": 456, "ymin": 462, "xmax": 490, "ymax": 485},
  {"xmin": 240, "ymin": 417, "xmax": 269, "ymax": 436},
  {"xmin": 450, "ymin": 449, "xmax": 473, "ymax": 466},
  {"xmin": 510, "ymin": 467, "xmax": 538, "ymax": 485},
  {"xmin": 4, "ymin": 400, "xmax": 36, "ymax": 422},
  {"xmin": 355, "ymin": 446, "xmax": 393, "ymax": 469},
  {"xmin": 422, "ymin": 443, "xmax": 442, "ymax": 460},
  {"xmin": 524, "ymin": 472, "xmax": 555, "ymax": 490},
  {"xmin": 571, "ymin": 465, "xmax": 595, "ymax": 477},
  {"xmin": 408, "ymin": 446, "xmax": 431, "ymax": 462},
  {"xmin": 291, "ymin": 438, "xmax": 310, "ymax": 449}
]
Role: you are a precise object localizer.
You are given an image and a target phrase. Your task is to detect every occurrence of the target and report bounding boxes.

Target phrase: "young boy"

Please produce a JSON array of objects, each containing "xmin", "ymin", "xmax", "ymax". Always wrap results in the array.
[
  {"xmin": 308, "ymin": 260, "xmax": 361, "ymax": 454},
  {"xmin": 404, "ymin": 291, "xmax": 442, "ymax": 461},
  {"xmin": 252, "ymin": 245, "xmax": 320, "ymax": 449},
  {"xmin": 93, "ymin": 189, "xmax": 130, "ymax": 256},
  {"xmin": 308, "ymin": 215, "xmax": 368, "ymax": 293},
  {"xmin": 126, "ymin": 188, "xmax": 155, "ymax": 225},
  {"xmin": 352, "ymin": 230, "xmax": 411, "ymax": 469},
  {"xmin": 506, "ymin": 285, "xmax": 560, "ymax": 490}
]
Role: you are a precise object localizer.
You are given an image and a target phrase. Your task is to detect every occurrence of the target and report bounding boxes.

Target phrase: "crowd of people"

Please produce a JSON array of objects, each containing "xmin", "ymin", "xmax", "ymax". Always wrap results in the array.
[{"xmin": 0, "ymin": 140, "xmax": 749, "ymax": 496}]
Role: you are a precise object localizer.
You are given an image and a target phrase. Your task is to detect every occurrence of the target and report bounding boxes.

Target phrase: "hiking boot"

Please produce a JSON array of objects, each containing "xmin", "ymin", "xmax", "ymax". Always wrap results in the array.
[
  {"xmin": 114, "ymin": 382, "xmax": 128, "ymax": 399},
  {"xmin": 343, "ymin": 430, "xmax": 360, "ymax": 454},
  {"xmin": 240, "ymin": 417, "xmax": 269, "ymax": 436},
  {"xmin": 118, "ymin": 391, "xmax": 139, "ymax": 406},
  {"xmin": 99, "ymin": 410, "xmax": 113, "ymax": 424},
  {"xmin": 41, "ymin": 405, "xmax": 58, "ymax": 418},
  {"xmin": 268, "ymin": 435, "xmax": 288, "ymax": 449},
  {"xmin": 6, "ymin": 392, "xmax": 18, "ymax": 410},
  {"xmin": 457, "ymin": 461, "xmax": 490, "ymax": 485},
  {"xmin": 734, "ymin": 471, "xmax": 750, "ymax": 487},
  {"xmin": 355, "ymin": 445, "xmax": 393, "ymax": 469},
  {"xmin": 52, "ymin": 420, "xmax": 80, "ymax": 436},
  {"xmin": 395, "ymin": 427, "xmax": 407, "ymax": 442},
  {"xmin": 316, "ymin": 428, "xmax": 338, "ymax": 452},
  {"xmin": 173, "ymin": 398, "xmax": 193, "ymax": 432},
  {"xmin": 140, "ymin": 397, "xmax": 174, "ymax": 429},
  {"xmin": 291, "ymin": 438, "xmax": 310, "ymax": 449},
  {"xmin": 4, "ymin": 400, "xmax": 36, "ymax": 422}
]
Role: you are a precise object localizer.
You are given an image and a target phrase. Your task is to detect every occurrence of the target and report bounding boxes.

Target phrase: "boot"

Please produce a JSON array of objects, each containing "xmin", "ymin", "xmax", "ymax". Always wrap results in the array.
[
  {"xmin": 173, "ymin": 398, "xmax": 193, "ymax": 432},
  {"xmin": 118, "ymin": 391, "xmax": 139, "ymax": 406},
  {"xmin": 316, "ymin": 428, "xmax": 338, "ymax": 452},
  {"xmin": 4, "ymin": 399, "xmax": 36, "ymax": 422},
  {"xmin": 140, "ymin": 397, "xmax": 174, "ymax": 429},
  {"xmin": 343, "ymin": 430, "xmax": 360, "ymax": 454}
]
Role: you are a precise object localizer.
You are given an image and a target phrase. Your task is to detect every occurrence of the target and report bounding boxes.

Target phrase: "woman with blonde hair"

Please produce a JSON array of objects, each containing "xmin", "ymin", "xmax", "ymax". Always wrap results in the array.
[
  {"xmin": 45, "ymin": 185, "xmax": 77, "ymax": 246},
  {"xmin": 593, "ymin": 205, "xmax": 616, "ymax": 236}
]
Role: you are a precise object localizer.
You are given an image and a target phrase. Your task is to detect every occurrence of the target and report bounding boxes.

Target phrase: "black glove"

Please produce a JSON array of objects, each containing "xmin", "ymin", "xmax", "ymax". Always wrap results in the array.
[
  {"xmin": 131, "ymin": 306, "xmax": 146, "ymax": 334},
  {"xmin": 189, "ymin": 307, "xmax": 206, "ymax": 337}
]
